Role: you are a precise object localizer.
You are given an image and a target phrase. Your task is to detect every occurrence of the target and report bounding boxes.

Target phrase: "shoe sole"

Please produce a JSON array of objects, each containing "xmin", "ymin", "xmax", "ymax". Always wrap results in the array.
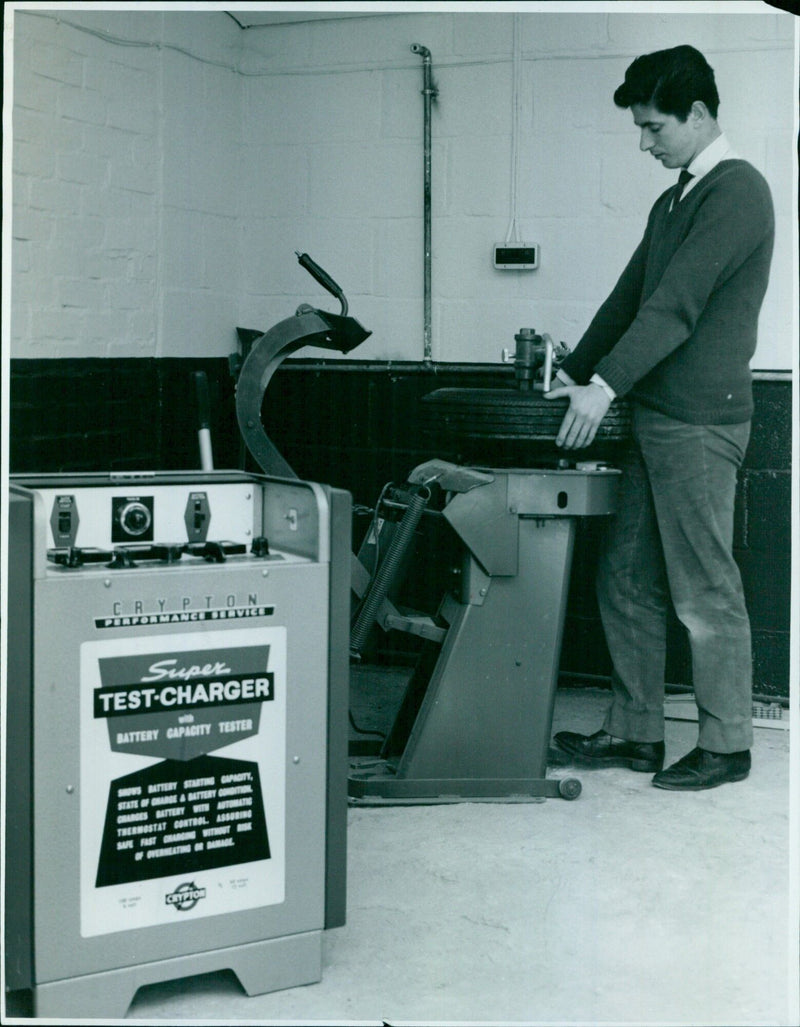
[
  {"xmin": 652, "ymin": 770, "xmax": 750, "ymax": 791},
  {"xmin": 554, "ymin": 741, "xmax": 662, "ymax": 773}
]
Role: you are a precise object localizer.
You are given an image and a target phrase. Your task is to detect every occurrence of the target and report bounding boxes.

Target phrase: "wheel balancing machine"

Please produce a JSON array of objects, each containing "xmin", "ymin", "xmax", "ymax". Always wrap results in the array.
[{"xmin": 346, "ymin": 330, "xmax": 630, "ymax": 804}]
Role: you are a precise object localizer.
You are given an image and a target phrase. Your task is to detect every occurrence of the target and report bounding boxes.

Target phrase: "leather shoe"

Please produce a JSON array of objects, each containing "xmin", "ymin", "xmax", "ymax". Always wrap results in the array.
[
  {"xmin": 554, "ymin": 729, "xmax": 665, "ymax": 772},
  {"xmin": 652, "ymin": 747, "xmax": 751, "ymax": 791}
]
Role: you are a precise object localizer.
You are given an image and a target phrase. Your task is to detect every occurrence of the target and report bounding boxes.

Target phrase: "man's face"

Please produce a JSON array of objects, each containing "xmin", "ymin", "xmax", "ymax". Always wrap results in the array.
[{"xmin": 631, "ymin": 102, "xmax": 701, "ymax": 169}]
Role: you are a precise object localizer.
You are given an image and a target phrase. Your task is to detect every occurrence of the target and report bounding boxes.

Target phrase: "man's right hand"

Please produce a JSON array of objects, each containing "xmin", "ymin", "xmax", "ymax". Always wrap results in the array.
[{"xmin": 545, "ymin": 382, "xmax": 612, "ymax": 449}]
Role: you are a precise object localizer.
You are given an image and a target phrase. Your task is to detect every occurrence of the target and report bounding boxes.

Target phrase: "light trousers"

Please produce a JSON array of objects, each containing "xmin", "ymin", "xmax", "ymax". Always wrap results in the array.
[{"xmin": 598, "ymin": 403, "xmax": 753, "ymax": 753}]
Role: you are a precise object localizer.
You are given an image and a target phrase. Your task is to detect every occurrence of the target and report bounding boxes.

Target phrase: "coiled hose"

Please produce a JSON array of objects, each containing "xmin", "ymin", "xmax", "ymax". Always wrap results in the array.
[{"xmin": 350, "ymin": 484, "xmax": 430, "ymax": 658}]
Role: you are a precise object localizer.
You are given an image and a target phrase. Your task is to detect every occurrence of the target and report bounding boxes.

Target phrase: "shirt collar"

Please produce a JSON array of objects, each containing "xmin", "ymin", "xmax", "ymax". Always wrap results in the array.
[{"xmin": 685, "ymin": 132, "xmax": 735, "ymax": 184}]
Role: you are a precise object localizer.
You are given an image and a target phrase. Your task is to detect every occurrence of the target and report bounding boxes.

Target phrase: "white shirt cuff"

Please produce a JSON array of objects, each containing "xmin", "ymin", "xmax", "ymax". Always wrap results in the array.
[{"xmin": 590, "ymin": 373, "xmax": 616, "ymax": 401}]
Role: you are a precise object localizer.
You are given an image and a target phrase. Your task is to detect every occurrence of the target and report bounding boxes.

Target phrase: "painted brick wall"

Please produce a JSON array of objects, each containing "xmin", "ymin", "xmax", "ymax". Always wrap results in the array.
[
  {"xmin": 10, "ymin": 8, "xmax": 244, "ymax": 359},
  {"xmin": 6, "ymin": 8, "xmax": 795, "ymax": 700},
  {"xmin": 9, "ymin": 8, "xmax": 796, "ymax": 368}
]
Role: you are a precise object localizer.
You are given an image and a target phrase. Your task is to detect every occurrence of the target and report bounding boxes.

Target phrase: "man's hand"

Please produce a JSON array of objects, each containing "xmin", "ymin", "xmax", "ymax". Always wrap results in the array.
[{"xmin": 545, "ymin": 382, "xmax": 612, "ymax": 449}]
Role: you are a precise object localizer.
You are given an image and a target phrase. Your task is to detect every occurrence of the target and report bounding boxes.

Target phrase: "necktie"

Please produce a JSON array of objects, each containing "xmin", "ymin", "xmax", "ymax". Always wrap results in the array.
[{"xmin": 672, "ymin": 168, "xmax": 694, "ymax": 209}]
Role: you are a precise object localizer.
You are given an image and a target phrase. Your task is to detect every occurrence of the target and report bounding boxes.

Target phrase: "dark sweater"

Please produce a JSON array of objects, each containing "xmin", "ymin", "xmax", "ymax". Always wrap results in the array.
[{"xmin": 560, "ymin": 159, "xmax": 775, "ymax": 423}]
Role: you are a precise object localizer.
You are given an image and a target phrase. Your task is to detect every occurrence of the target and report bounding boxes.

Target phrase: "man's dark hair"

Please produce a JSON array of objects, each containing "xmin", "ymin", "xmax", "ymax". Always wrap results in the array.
[{"xmin": 614, "ymin": 45, "xmax": 720, "ymax": 120}]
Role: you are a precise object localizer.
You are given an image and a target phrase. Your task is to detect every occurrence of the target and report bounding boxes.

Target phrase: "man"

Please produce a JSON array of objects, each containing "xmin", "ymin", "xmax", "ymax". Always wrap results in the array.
[{"xmin": 545, "ymin": 45, "xmax": 774, "ymax": 790}]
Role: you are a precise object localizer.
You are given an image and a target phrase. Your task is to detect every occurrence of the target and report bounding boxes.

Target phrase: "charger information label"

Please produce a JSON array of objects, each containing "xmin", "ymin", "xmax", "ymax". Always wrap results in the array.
[{"xmin": 80, "ymin": 628, "xmax": 286, "ymax": 937}]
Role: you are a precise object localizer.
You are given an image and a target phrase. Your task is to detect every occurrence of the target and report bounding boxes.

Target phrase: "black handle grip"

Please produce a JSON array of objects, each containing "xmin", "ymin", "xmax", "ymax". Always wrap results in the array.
[
  {"xmin": 295, "ymin": 251, "xmax": 344, "ymax": 300},
  {"xmin": 193, "ymin": 371, "xmax": 211, "ymax": 429}
]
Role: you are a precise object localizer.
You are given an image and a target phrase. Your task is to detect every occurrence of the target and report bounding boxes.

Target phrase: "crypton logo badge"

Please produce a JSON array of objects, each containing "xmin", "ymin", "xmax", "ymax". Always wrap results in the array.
[{"xmin": 165, "ymin": 881, "xmax": 206, "ymax": 911}]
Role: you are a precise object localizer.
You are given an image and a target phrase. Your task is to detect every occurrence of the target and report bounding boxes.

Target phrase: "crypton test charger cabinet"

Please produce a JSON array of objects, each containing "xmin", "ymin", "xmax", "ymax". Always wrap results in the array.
[{"xmin": 5, "ymin": 470, "xmax": 351, "ymax": 1019}]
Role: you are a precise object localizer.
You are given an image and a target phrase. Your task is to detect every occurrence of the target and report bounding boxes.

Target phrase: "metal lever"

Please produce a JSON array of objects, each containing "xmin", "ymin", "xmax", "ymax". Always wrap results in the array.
[
  {"xmin": 541, "ymin": 333, "xmax": 554, "ymax": 393},
  {"xmin": 295, "ymin": 252, "xmax": 348, "ymax": 315}
]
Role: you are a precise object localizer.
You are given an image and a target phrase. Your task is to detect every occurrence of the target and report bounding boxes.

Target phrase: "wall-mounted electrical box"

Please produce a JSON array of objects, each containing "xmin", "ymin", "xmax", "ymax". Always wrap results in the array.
[{"xmin": 493, "ymin": 243, "xmax": 539, "ymax": 270}]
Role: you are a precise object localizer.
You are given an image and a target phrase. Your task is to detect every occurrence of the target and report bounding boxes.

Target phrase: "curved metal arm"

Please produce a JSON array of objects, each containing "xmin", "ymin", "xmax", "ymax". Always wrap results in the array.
[
  {"xmin": 236, "ymin": 255, "xmax": 371, "ymax": 475},
  {"xmin": 236, "ymin": 307, "xmax": 371, "ymax": 476}
]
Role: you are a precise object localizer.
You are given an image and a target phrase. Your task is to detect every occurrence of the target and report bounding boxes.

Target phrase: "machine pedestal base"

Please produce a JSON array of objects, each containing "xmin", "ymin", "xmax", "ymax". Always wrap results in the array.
[
  {"xmin": 31, "ymin": 931, "xmax": 323, "ymax": 1020},
  {"xmin": 348, "ymin": 761, "xmax": 581, "ymax": 804},
  {"xmin": 346, "ymin": 464, "xmax": 619, "ymax": 806}
]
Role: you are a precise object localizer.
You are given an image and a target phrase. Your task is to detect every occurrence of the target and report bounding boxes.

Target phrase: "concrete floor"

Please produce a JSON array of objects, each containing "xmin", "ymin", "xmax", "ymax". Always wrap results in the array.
[
  {"xmin": 5, "ymin": 675, "xmax": 792, "ymax": 1024},
  {"xmin": 119, "ymin": 680, "xmax": 796, "ymax": 1027}
]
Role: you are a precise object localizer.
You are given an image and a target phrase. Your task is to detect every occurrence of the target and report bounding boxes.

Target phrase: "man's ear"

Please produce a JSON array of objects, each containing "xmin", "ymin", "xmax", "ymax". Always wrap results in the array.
[{"xmin": 689, "ymin": 100, "xmax": 710, "ymax": 124}]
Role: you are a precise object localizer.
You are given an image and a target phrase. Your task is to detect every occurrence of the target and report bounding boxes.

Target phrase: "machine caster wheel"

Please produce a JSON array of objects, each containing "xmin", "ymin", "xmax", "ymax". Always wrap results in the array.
[{"xmin": 558, "ymin": 777, "xmax": 582, "ymax": 800}]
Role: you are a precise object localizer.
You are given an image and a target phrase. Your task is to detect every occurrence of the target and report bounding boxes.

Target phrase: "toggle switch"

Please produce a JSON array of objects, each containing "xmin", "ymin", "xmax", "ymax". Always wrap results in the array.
[
  {"xmin": 184, "ymin": 491, "xmax": 211, "ymax": 542},
  {"xmin": 50, "ymin": 494, "xmax": 79, "ymax": 546}
]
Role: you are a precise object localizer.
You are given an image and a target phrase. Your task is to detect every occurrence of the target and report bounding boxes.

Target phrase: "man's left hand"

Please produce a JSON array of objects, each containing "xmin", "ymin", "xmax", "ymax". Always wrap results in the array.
[{"xmin": 545, "ymin": 382, "xmax": 612, "ymax": 449}]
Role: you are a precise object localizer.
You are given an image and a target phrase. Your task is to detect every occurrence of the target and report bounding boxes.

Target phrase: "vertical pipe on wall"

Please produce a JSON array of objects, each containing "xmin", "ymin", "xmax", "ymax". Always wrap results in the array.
[{"xmin": 411, "ymin": 44, "xmax": 437, "ymax": 365}]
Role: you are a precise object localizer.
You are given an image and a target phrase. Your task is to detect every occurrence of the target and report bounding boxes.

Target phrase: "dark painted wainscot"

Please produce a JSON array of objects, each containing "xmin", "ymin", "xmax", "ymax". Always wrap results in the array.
[{"xmin": 9, "ymin": 357, "xmax": 792, "ymax": 700}]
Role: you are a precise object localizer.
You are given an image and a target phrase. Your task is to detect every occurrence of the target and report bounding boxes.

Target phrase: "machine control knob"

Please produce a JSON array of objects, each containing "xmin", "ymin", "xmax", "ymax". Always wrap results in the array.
[{"xmin": 118, "ymin": 500, "xmax": 152, "ymax": 538}]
